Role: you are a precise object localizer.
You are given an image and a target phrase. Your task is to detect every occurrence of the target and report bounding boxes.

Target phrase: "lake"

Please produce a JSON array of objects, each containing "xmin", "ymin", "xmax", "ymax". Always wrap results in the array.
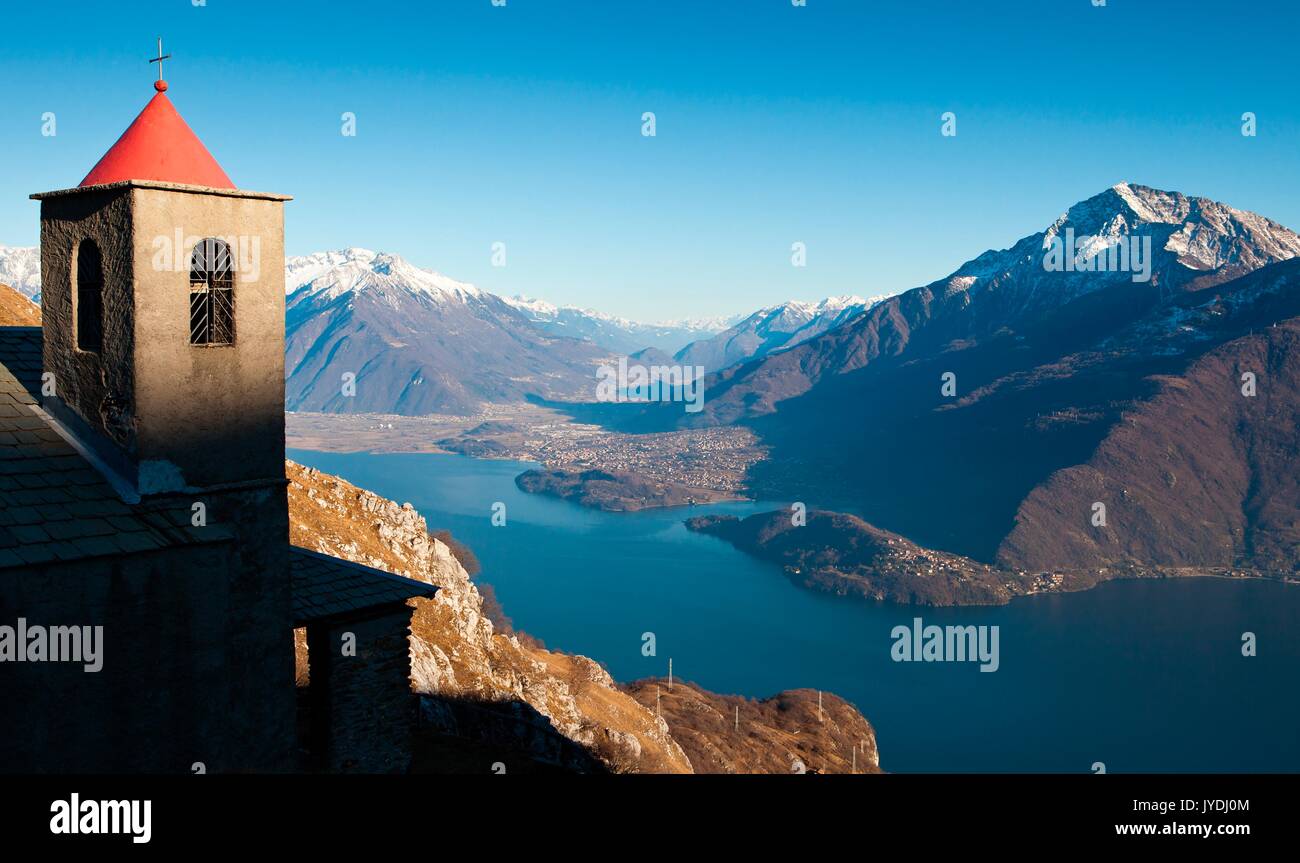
[{"xmin": 289, "ymin": 448, "xmax": 1300, "ymax": 773}]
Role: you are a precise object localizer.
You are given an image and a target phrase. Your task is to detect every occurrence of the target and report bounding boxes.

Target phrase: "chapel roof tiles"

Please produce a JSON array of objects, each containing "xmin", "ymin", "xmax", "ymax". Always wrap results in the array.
[
  {"xmin": 289, "ymin": 547, "xmax": 438, "ymax": 626},
  {"xmin": 0, "ymin": 327, "xmax": 233, "ymax": 570}
]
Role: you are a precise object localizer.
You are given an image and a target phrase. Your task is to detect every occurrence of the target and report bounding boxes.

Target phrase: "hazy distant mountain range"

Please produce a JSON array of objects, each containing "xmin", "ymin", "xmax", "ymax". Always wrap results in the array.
[
  {"xmin": 277, "ymin": 248, "xmax": 884, "ymax": 413},
  {"xmin": 0, "ymin": 243, "xmax": 882, "ymax": 413},
  {"xmin": 501, "ymin": 295, "xmax": 740, "ymax": 355},
  {"xmin": 673, "ymin": 295, "xmax": 886, "ymax": 371},
  {"xmin": 7, "ymin": 181, "xmax": 1300, "ymax": 588},
  {"xmin": 501, "ymin": 292, "xmax": 888, "ymax": 371}
]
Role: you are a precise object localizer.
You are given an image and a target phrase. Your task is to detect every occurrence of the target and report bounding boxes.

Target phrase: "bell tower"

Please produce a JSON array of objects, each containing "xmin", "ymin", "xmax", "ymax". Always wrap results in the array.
[
  {"xmin": 23, "ymin": 52, "xmax": 298, "ymax": 771},
  {"xmin": 32, "ymin": 61, "xmax": 291, "ymax": 496}
]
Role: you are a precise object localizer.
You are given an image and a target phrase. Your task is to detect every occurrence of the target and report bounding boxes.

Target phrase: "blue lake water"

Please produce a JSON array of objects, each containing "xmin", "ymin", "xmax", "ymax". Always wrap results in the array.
[{"xmin": 290, "ymin": 448, "xmax": 1300, "ymax": 773}]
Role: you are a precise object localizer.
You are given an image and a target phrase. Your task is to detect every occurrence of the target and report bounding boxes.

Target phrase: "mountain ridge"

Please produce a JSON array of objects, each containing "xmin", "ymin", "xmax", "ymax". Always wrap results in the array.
[
  {"xmin": 284, "ymin": 249, "xmax": 612, "ymax": 414},
  {"xmin": 1, "ymin": 241, "xmax": 904, "ymax": 411},
  {"xmin": 501, "ymin": 294, "xmax": 739, "ymax": 355},
  {"xmin": 673, "ymin": 294, "xmax": 888, "ymax": 374},
  {"xmin": 677, "ymin": 183, "xmax": 1300, "ymax": 427},
  {"xmin": 280, "ymin": 247, "xmax": 898, "ymax": 413},
  {"xmin": 675, "ymin": 185, "xmax": 1300, "ymax": 589}
]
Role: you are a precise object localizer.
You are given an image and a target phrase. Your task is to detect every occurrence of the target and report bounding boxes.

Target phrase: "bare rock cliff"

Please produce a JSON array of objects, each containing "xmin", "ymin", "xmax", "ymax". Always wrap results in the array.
[
  {"xmin": 286, "ymin": 461, "xmax": 884, "ymax": 774},
  {"xmin": 287, "ymin": 461, "xmax": 690, "ymax": 773}
]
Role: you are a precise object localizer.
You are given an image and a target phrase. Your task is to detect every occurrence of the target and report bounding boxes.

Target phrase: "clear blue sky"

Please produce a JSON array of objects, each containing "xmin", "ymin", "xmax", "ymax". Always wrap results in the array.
[{"xmin": 2, "ymin": 0, "xmax": 1297, "ymax": 320}]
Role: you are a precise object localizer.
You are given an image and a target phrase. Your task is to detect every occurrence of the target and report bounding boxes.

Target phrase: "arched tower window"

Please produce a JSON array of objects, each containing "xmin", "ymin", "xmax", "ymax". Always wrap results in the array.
[
  {"xmin": 189, "ymin": 238, "xmax": 235, "ymax": 345},
  {"xmin": 75, "ymin": 239, "xmax": 104, "ymax": 353}
]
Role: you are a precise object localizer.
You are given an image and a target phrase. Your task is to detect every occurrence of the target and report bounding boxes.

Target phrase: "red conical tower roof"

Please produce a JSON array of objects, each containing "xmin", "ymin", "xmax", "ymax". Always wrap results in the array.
[{"xmin": 79, "ymin": 81, "xmax": 235, "ymax": 189}]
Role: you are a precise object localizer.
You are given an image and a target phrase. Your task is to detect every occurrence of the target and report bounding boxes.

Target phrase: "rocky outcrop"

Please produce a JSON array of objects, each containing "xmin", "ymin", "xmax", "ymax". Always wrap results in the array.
[
  {"xmin": 287, "ymin": 461, "xmax": 885, "ymax": 773},
  {"xmin": 287, "ymin": 461, "xmax": 691, "ymax": 773}
]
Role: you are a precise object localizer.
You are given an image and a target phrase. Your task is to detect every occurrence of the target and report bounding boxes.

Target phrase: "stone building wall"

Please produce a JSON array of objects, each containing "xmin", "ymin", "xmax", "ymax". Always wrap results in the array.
[
  {"xmin": 200, "ymin": 482, "xmax": 296, "ymax": 769},
  {"xmin": 35, "ymin": 182, "xmax": 288, "ymax": 493},
  {"xmin": 0, "ymin": 540, "xmax": 295, "ymax": 773},
  {"xmin": 128, "ymin": 186, "xmax": 287, "ymax": 491},
  {"xmin": 305, "ymin": 608, "xmax": 416, "ymax": 773},
  {"xmin": 38, "ymin": 187, "xmax": 138, "ymax": 459}
]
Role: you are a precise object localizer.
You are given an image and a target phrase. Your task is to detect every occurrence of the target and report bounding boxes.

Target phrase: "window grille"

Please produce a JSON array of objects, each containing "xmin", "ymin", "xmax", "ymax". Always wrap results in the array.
[{"xmin": 189, "ymin": 238, "xmax": 235, "ymax": 345}]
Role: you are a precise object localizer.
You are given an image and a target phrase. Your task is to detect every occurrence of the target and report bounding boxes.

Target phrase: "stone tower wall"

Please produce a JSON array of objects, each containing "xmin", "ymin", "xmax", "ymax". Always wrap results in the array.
[
  {"xmin": 129, "ymin": 186, "xmax": 287, "ymax": 492},
  {"xmin": 38, "ymin": 187, "xmax": 138, "ymax": 458}
]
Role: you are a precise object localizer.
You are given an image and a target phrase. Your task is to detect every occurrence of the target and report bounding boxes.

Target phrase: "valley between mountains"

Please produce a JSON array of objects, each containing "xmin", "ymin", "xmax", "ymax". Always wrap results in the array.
[
  {"xmin": 0, "ymin": 291, "xmax": 881, "ymax": 774},
  {"xmin": 280, "ymin": 184, "xmax": 1300, "ymax": 607},
  {"xmin": 7, "ymin": 182, "xmax": 1300, "ymax": 609},
  {"xmin": 6, "ymin": 181, "xmax": 1299, "ymax": 771}
]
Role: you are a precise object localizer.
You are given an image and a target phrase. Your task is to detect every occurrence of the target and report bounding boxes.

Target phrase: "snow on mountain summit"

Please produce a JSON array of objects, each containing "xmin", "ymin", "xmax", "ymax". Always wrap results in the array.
[
  {"xmin": 673, "ymin": 295, "xmax": 888, "ymax": 372},
  {"xmin": 1044, "ymin": 183, "xmax": 1300, "ymax": 272},
  {"xmin": 285, "ymin": 249, "xmax": 751, "ymax": 355},
  {"xmin": 285, "ymin": 248, "xmax": 484, "ymax": 303},
  {"xmin": 942, "ymin": 183, "xmax": 1300, "ymax": 314},
  {"xmin": 0, "ymin": 245, "xmax": 41, "ymax": 301}
]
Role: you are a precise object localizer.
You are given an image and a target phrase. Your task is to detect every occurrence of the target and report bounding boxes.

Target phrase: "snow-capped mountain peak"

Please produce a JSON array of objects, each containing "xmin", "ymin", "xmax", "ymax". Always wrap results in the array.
[
  {"xmin": 503, "ymin": 295, "xmax": 642, "ymax": 329},
  {"xmin": 503, "ymin": 294, "xmax": 560, "ymax": 318},
  {"xmin": 0, "ymin": 244, "xmax": 41, "ymax": 301},
  {"xmin": 503, "ymin": 294, "xmax": 738, "ymax": 333},
  {"xmin": 948, "ymin": 182, "xmax": 1300, "ymax": 311},
  {"xmin": 805, "ymin": 295, "xmax": 869, "ymax": 311},
  {"xmin": 285, "ymin": 249, "xmax": 484, "ymax": 303},
  {"xmin": 673, "ymin": 294, "xmax": 889, "ymax": 372},
  {"xmin": 772, "ymin": 295, "xmax": 872, "ymax": 319},
  {"xmin": 282, "ymin": 247, "xmax": 375, "ymax": 291}
]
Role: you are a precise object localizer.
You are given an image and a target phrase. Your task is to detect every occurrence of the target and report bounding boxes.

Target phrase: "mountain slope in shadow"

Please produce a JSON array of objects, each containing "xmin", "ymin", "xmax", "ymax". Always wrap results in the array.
[{"xmin": 594, "ymin": 186, "xmax": 1300, "ymax": 584}]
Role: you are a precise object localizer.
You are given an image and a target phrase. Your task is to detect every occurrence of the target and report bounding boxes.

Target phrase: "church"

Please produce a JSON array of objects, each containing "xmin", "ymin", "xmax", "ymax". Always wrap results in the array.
[{"xmin": 0, "ymin": 58, "xmax": 437, "ymax": 773}]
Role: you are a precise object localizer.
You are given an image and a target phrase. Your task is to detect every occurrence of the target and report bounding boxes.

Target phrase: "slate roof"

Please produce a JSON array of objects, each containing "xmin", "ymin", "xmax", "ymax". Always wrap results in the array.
[
  {"xmin": 290, "ymin": 547, "xmax": 438, "ymax": 626},
  {"xmin": 0, "ymin": 326, "xmax": 233, "ymax": 570},
  {"xmin": 0, "ymin": 326, "xmax": 427, "ymax": 619}
]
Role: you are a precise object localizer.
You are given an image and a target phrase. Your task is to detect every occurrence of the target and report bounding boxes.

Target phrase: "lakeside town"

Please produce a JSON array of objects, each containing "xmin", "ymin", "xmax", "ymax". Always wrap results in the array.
[{"xmin": 286, "ymin": 407, "xmax": 766, "ymax": 501}]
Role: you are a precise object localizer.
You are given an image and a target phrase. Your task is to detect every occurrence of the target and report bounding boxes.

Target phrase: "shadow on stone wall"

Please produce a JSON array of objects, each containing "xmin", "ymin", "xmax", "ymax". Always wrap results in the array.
[
  {"xmin": 415, "ymin": 695, "xmax": 609, "ymax": 775},
  {"xmin": 292, "ymin": 689, "xmax": 609, "ymax": 774}
]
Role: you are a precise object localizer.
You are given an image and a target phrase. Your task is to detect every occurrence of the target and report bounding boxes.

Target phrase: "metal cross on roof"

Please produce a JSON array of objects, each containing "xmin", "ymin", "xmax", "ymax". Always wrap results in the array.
[{"xmin": 149, "ymin": 37, "xmax": 171, "ymax": 82}]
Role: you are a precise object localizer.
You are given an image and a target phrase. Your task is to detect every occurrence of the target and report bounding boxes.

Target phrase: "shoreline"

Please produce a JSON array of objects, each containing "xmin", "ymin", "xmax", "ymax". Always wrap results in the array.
[
  {"xmin": 291, "ymin": 439, "xmax": 1300, "ymax": 603},
  {"xmin": 284, "ymin": 446, "xmax": 1300, "ymax": 773},
  {"xmin": 287, "ymin": 407, "xmax": 764, "ymax": 509}
]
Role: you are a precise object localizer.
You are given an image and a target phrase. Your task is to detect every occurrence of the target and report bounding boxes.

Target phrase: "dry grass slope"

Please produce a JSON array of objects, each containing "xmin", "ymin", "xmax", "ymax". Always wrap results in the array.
[
  {"xmin": 0, "ymin": 284, "xmax": 40, "ymax": 327},
  {"xmin": 624, "ymin": 679, "xmax": 881, "ymax": 774}
]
